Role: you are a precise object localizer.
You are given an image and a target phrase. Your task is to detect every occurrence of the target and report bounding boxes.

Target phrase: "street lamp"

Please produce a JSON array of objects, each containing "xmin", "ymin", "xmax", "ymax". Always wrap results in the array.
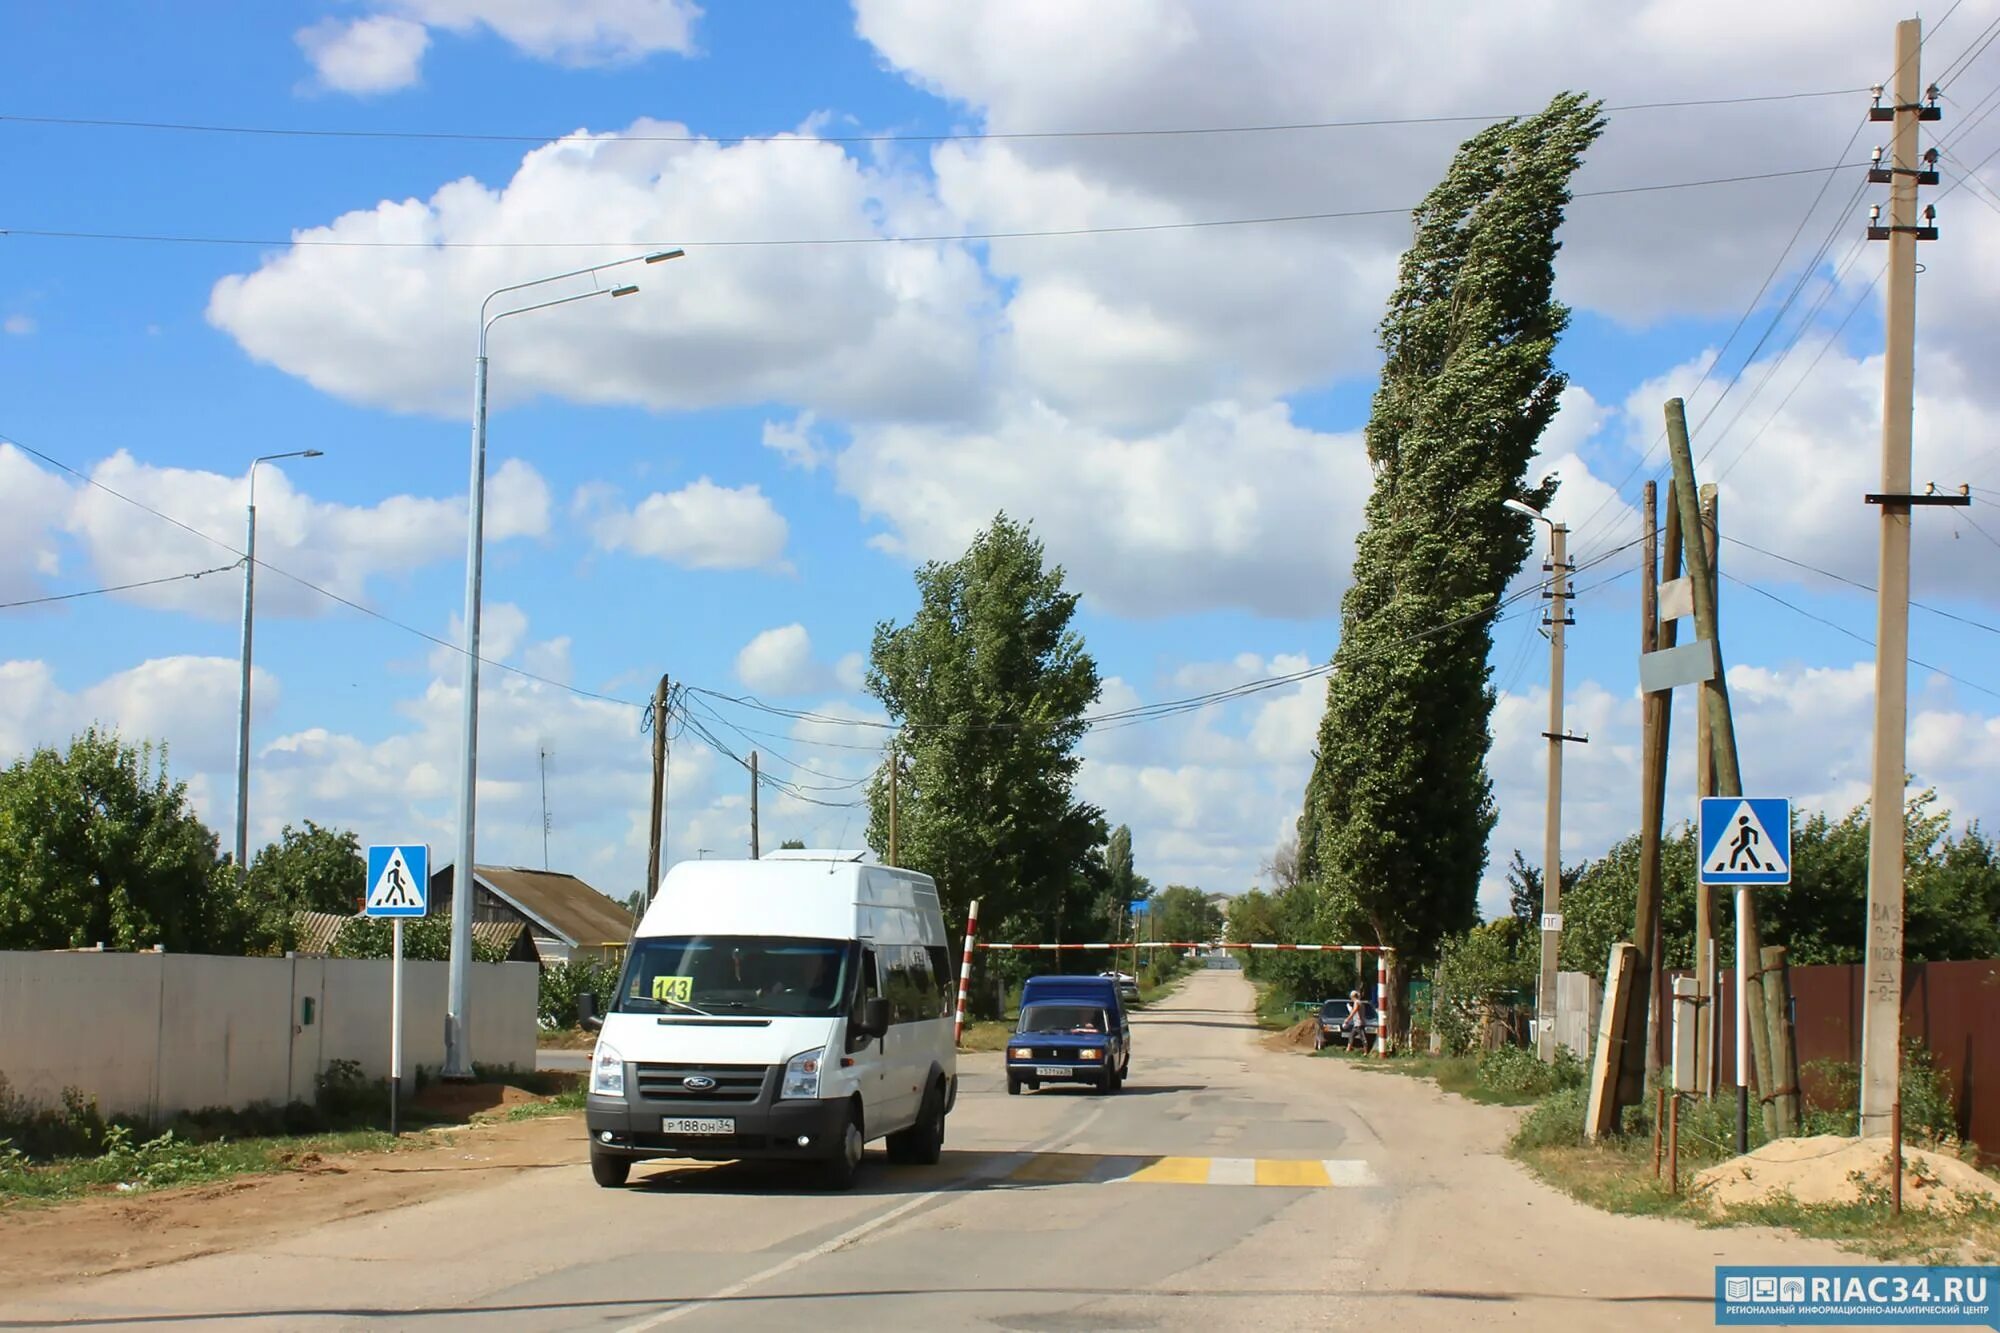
[
  {"xmin": 235, "ymin": 449, "xmax": 324, "ymax": 892},
  {"xmin": 443, "ymin": 248, "xmax": 683, "ymax": 1080},
  {"xmin": 1506, "ymin": 497, "xmax": 1573, "ymax": 1062}
]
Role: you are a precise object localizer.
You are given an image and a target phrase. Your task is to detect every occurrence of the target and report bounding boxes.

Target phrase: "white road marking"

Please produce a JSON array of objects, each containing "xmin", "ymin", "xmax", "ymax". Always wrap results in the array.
[
  {"xmin": 614, "ymin": 1102, "xmax": 1111, "ymax": 1330},
  {"xmin": 1205, "ymin": 1156, "xmax": 1256, "ymax": 1185},
  {"xmin": 1322, "ymin": 1158, "xmax": 1380, "ymax": 1187}
]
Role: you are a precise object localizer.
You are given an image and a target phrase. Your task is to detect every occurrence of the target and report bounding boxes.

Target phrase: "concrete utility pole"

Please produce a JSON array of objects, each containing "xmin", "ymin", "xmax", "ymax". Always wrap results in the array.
[
  {"xmin": 1860, "ymin": 19, "xmax": 1941, "ymax": 1138},
  {"xmin": 1508, "ymin": 503, "xmax": 1578, "ymax": 1063},
  {"xmin": 749, "ymin": 751, "xmax": 760, "ymax": 859},
  {"xmin": 645, "ymin": 674, "xmax": 670, "ymax": 912}
]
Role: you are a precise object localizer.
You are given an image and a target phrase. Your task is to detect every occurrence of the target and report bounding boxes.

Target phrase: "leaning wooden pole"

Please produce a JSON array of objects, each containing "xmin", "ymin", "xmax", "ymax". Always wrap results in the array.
[
  {"xmin": 1762, "ymin": 945, "xmax": 1800, "ymax": 1135},
  {"xmin": 1664, "ymin": 398, "xmax": 1772, "ymax": 1150}
]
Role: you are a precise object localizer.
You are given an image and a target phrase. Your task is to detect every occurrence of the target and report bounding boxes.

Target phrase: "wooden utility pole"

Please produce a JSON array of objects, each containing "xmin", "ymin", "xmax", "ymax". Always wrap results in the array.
[
  {"xmin": 1694, "ymin": 485, "xmax": 1718, "ymax": 1095},
  {"xmin": 1665, "ymin": 398, "xmax": 1768, "ymax": 1153},
  {"xmin": 1622, "ymin": 481, "xmax": 1669, "ymax": 1107},
  {"xmin": 749, "ymin": 751, "xmax": 760, "ymax": 859},
  {"xmin": 645, "ymin": 674, "xmax": 670, "ymax": 912},
  {"xmin": 1860, "ymin": 17, "xmax": 1934, "ymax": 1139},
  {"xmin": 886, "ymin": 743, "xmax": 899, "ymax": 867}
]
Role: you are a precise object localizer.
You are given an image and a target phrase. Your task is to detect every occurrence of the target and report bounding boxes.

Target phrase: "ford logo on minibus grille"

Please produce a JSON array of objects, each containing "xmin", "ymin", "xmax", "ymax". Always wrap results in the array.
[{"xmin": 681, "ymin": 1075, "xmax": 716, "ymax": 1092}]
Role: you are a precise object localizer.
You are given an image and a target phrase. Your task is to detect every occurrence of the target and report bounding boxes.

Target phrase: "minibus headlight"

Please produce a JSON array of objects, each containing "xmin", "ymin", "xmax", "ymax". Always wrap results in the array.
[
  {"xmin": 781, "ymin": 1047, "xmax": 823, "ymax": 1100},
  {"xmin": 590, "ymin": 1042, "xmax": 625, "ymax": 1098}
]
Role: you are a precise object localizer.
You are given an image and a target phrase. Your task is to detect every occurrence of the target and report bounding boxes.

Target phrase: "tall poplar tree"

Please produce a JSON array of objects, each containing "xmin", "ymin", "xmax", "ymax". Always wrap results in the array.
[{"xmin": 1298, "ymin": 93, "xmax": 1605, "ymax": 995}]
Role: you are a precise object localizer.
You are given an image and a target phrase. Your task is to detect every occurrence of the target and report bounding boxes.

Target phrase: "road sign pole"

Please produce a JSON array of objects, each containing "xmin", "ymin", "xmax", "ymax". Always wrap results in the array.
[
  {"xmin": 391, "ymin": 917, "xmax": 404, "ymax": 1136},
  {"xmin": 1735, "ymin": 884, "xmax": 1749, "ymax": 1153}
]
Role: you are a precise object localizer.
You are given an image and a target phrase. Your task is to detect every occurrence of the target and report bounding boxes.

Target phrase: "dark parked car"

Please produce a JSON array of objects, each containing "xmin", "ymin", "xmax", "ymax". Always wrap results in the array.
[{"xmin": 1314, "ymin": 998, "xmax": 1380, "ymax": 1051}]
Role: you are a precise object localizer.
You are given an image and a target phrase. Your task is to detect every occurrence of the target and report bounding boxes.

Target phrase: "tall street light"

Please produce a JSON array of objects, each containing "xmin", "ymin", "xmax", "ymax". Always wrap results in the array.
[
  {"xmin": 236, "ymin": 449, "xmax": 324, "ymax": 892},
  {"xmin": 443, "ymin": 248, "xmax": 684, "ymax": 1080},
  {"xmin": 1505, "ymin": 497, "xmax": 1573, "ymax": 1063}
]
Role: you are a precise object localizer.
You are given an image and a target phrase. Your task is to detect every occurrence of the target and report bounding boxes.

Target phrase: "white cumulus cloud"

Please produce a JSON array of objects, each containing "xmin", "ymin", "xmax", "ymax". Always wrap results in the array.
[
  {"xmin": 590, "ymin": 477, "xmax": 789, "ymax": 571},
  {"xmin": 297, "ymin": 16, "xmax": 430, "ymax": 95},
  {"xmin": 734, "ymin": 624, "xmax": 825, "ymax": 695}
]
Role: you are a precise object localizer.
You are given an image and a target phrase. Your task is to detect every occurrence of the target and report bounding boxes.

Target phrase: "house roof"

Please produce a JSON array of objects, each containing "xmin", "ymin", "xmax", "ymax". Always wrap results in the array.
[
  {"xmin": 460, "ymin": 865, "xmax": 634, "ymax": 949},
  {"xmin": 289, "ymin": 909, "xmax": 526, "ymax": 958}
]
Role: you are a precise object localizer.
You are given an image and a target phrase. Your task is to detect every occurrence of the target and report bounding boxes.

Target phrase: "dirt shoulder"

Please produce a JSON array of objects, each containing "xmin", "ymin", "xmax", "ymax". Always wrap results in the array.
[{"xmin": 0, "ymin": 1112, "xmax": 585, "ymax": 1295}]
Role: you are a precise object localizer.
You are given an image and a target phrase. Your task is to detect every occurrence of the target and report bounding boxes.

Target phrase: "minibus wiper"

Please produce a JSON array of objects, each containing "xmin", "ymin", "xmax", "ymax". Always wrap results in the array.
[{"xmin": 659, "ymin": 996, "xmax": 715, "ymax": 1018}]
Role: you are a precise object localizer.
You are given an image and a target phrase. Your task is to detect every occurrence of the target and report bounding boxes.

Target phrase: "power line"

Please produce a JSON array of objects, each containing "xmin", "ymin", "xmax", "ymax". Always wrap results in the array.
[
  {"xmin": 0, "ymin": 89, "xmax": 1867, "ymax": 149},
  {"xmin": 1719, "ymin": 571, "xmax": 2000, "ymax": 701},
  {"xmin": 2, "ymin": 431, "xmax": 647, "ymax": 712},
  {"xmin": 0, "ymin": 561, "xmax": 241, "ymax": 611},
  {"xmin": 0, "ymin": 162, "xmax": 1868, "ymax": 252},
  {"xmin": 1719, "ymin": 533, "xmax": 2000, "ymax": 638}
]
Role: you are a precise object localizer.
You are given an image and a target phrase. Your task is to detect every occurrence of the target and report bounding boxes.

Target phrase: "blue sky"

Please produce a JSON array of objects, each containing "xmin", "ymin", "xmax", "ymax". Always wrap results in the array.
[{"xmin": 5, "ymin": 1, "xmax": 2000, "ymax": 916}]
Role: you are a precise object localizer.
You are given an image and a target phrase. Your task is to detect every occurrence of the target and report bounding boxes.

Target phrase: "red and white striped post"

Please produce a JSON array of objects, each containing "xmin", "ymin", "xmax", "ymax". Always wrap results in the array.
[{"xmin": 953, "ymin": 898, "xmax": 980, "ymax": 1046}]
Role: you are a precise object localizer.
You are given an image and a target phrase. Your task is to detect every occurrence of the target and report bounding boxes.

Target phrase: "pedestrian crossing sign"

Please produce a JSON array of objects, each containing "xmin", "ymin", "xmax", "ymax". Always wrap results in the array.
[
  {"xmin": 365, "ymin": 844, "xmax": 429, "ymax": 917},
  {"xmin": 1698, "ymin": 798, "xmax": 1791, "ymax": 886}
]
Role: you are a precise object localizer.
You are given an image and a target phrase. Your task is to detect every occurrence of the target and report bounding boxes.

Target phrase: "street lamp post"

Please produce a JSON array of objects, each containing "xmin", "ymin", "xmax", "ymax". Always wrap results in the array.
[
  {"xmin": 235, "ymin": 449, "xmax": 324, "ymax": 892},
  {"xmin": 442, "ymin": 249, "xmax": 683, "ymax": 1080},
  {"xmin": 1505, "ymin": 498, "xmax": 1572, "ymax": 1062}
]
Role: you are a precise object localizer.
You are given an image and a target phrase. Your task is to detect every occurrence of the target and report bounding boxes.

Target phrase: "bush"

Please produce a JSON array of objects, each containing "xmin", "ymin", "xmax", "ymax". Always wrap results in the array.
[
  {"xmin": 0, "ymin": 1075, "xmax": 107, "ymax": 1160},
  {"xmin": 539, "ymin": 960, "xmax": 616, "ymax": 1028},
  {"xmin": 1799, "ymin": 1040, "xmax": 1959, "ymax": 1146},
  {"xmin": 1478, "ymin": 1044, "xmax": 1585, "ymax": 1098},
  {"xmin": 1513, "ymin": 1084, "xmax": 1589, "ymax": 1150}
]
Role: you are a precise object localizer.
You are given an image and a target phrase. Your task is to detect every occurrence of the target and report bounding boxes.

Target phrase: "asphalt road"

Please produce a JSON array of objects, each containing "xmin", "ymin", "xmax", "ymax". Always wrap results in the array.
[{"xmin": 9, "ymin": 969, "xmax": 1854, "ymax": 1330}]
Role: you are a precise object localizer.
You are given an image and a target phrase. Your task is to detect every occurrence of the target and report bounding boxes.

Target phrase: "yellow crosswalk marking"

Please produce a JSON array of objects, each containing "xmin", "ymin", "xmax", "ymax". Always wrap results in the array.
[
  {"xmin": 1000, "ymin": 1152, "xmax": 1376, "ymax": 1188},
  {"xmin": 1124, "ymin": 1156, "xmax": 1215, "ymax": 1184},
  {"xmin": 1254, "ymin": 1158, "xmax": 1332, "ymax": 1187}
]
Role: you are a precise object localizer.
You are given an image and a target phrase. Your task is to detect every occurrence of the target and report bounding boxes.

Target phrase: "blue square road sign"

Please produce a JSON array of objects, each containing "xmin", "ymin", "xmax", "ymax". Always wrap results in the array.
[
  {"xmin": 365, "ymin": 844, "xmax": 430, "ymax": 917},
  {"xmin": 1699, "ymin": 798, "xmax": 1791, "ymax": 887}
]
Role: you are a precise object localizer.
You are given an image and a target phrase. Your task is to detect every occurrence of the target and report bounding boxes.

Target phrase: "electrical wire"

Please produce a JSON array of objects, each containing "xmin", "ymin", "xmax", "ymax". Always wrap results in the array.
[
  {"xmin": 3, "ymin": 431, "xmax": 648, "ymax": 711},
  {"xmin": 0, "ymin": 560, "xmax": 241, "ymax": 610},
  {"xmin": 1720, "ymin": 533, "xmax": 2000, "ymax": 638},
  {"xmin": 0, "ymin": 88, "xmax": 1868, "ymax": 150},
  {"xmin": 0, "ymin": 162, "xmax": 1869, "ymax": 252},
  {"xmin": 1720, "ymin": 571, "xmax": 2000, "ymax": 701}
]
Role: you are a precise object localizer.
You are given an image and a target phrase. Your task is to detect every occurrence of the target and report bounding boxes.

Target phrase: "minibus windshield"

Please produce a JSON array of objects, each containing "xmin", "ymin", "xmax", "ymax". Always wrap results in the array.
[{"xmin": 616, "ymin": 936, "xmax": 853, "ymax": 1018}]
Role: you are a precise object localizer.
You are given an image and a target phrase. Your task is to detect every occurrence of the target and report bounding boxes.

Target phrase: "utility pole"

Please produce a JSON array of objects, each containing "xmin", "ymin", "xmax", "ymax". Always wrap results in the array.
[
  {"xmin": 1860, "ymin": 19, "xmax": 1943, "ymax": 1140},
  {"xmin": 886, "ymin": 743, "xmax": 899, "ymax": 867},
  {"xmin": 1666, "ymin": 397, "xmax": 1766, "ymax": 1153},
  {"xmin": 1537, "ymin": 519, "xmax": 1576, "ymax": 1062},
  {"xmin": 1694, "ymin": 485, "xmax": 1718, "ymax": 1095},
  {"xmin": 539, "ymin": 744, "xmax": 551, "ymax": 871},
  {"xmin": 645, "ymin": 675, "xmax": 669, "ymax": 913},
  {"xmin": 1626, "ymin": 481, "xmax": 1670, "ymax": 1103},
  {"xmin": 749, "ymin": 751, "xmax": 760, "ymax": 860}
]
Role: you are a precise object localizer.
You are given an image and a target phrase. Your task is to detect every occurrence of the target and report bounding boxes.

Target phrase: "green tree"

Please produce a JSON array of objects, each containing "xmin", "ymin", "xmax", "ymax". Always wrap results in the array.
[
  {"xmin": 1298, "ymin": 94, "xmax": 1605, "ymax": 994},
  {"xmin": 0, "ymin": 729, "xmax": 227, "ymax": 952},
  {"xmin": 1154, "ymin": 885, "xmax": 1222, "ymax": 945},
  {"xmin": 1226, "ymin": 888, "xmax": 1281, "ymax": 945},
  {"xmin": 1504, "ymin": 849, "xmax": 1588, "ymax": 935},
  {"xmin": 864, "ymin": 514, "xmax": 1107, "ymax": 979},
  {"xmin": 235, "ymin": 820, "xmax": 366, "ymax": 954}
]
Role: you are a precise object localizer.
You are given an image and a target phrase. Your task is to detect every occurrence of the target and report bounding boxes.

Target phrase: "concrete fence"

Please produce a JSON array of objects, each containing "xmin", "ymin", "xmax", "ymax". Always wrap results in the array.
[{"xmin": 0, "ymin": 951, "xmax": 537, "ymax": 1120}]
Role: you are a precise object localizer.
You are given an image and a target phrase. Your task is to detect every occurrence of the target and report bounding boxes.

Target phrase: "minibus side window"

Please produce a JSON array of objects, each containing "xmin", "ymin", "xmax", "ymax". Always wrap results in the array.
[
  {"xmin": 924, "ymin": 946, "xmax": 953, "ymax": 1018},
  {"xmin": 850, "ymin": 948, "xmax": 882, "ymax": 1052}
]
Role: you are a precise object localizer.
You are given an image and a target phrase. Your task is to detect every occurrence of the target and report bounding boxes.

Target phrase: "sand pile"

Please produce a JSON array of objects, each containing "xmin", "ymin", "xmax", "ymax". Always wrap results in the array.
[
  {"xmin": 410, "ymin": 1082, "xmax": 544, "ymax": 1120},
  {"xmin": 1692, "ymin": 1135, "xmax": 2000, "ymax": 1216}
]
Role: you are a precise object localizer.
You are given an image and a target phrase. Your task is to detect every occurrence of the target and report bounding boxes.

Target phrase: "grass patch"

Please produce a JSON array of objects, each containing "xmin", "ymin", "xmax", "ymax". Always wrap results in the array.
[
  {"xmin": 1342, "ymin": 1045, "xmax": 1586, "ymax": 1107},
  {"xmin": 0, "ymin": 1126, "xmax": 408, "ymax": 1208},
  {"xmin": 958, "ymin": 1019, "xmax": 1016, "ymax": 1053},
  {"xmin": 1513, "ymin": 1140, "xmax": 2000, "ymax": 1263},
  {"xmin": 1252, "ymin": 982, "xmax": 1308, "ymax": 1031},
  {"xmin": 501, "ymin": 1086, "xmax": 587, "ymax": 1121}
]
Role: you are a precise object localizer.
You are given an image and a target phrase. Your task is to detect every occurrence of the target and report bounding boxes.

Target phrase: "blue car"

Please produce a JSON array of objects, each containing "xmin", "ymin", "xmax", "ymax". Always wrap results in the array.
[{"xmin": 1005, "ymin": 975, "xmax": 1130, "ymax": 1095}]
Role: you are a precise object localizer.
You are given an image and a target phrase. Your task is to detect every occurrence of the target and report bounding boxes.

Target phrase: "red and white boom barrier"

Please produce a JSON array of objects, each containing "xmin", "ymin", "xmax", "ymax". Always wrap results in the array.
[
  {"xmin": 952, "ymin": 898, "xmax": 980, "ymax": 1045},
  {"xmin": 976, "ymin": 941, "xmax": 1389, "ymax": 952}
]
